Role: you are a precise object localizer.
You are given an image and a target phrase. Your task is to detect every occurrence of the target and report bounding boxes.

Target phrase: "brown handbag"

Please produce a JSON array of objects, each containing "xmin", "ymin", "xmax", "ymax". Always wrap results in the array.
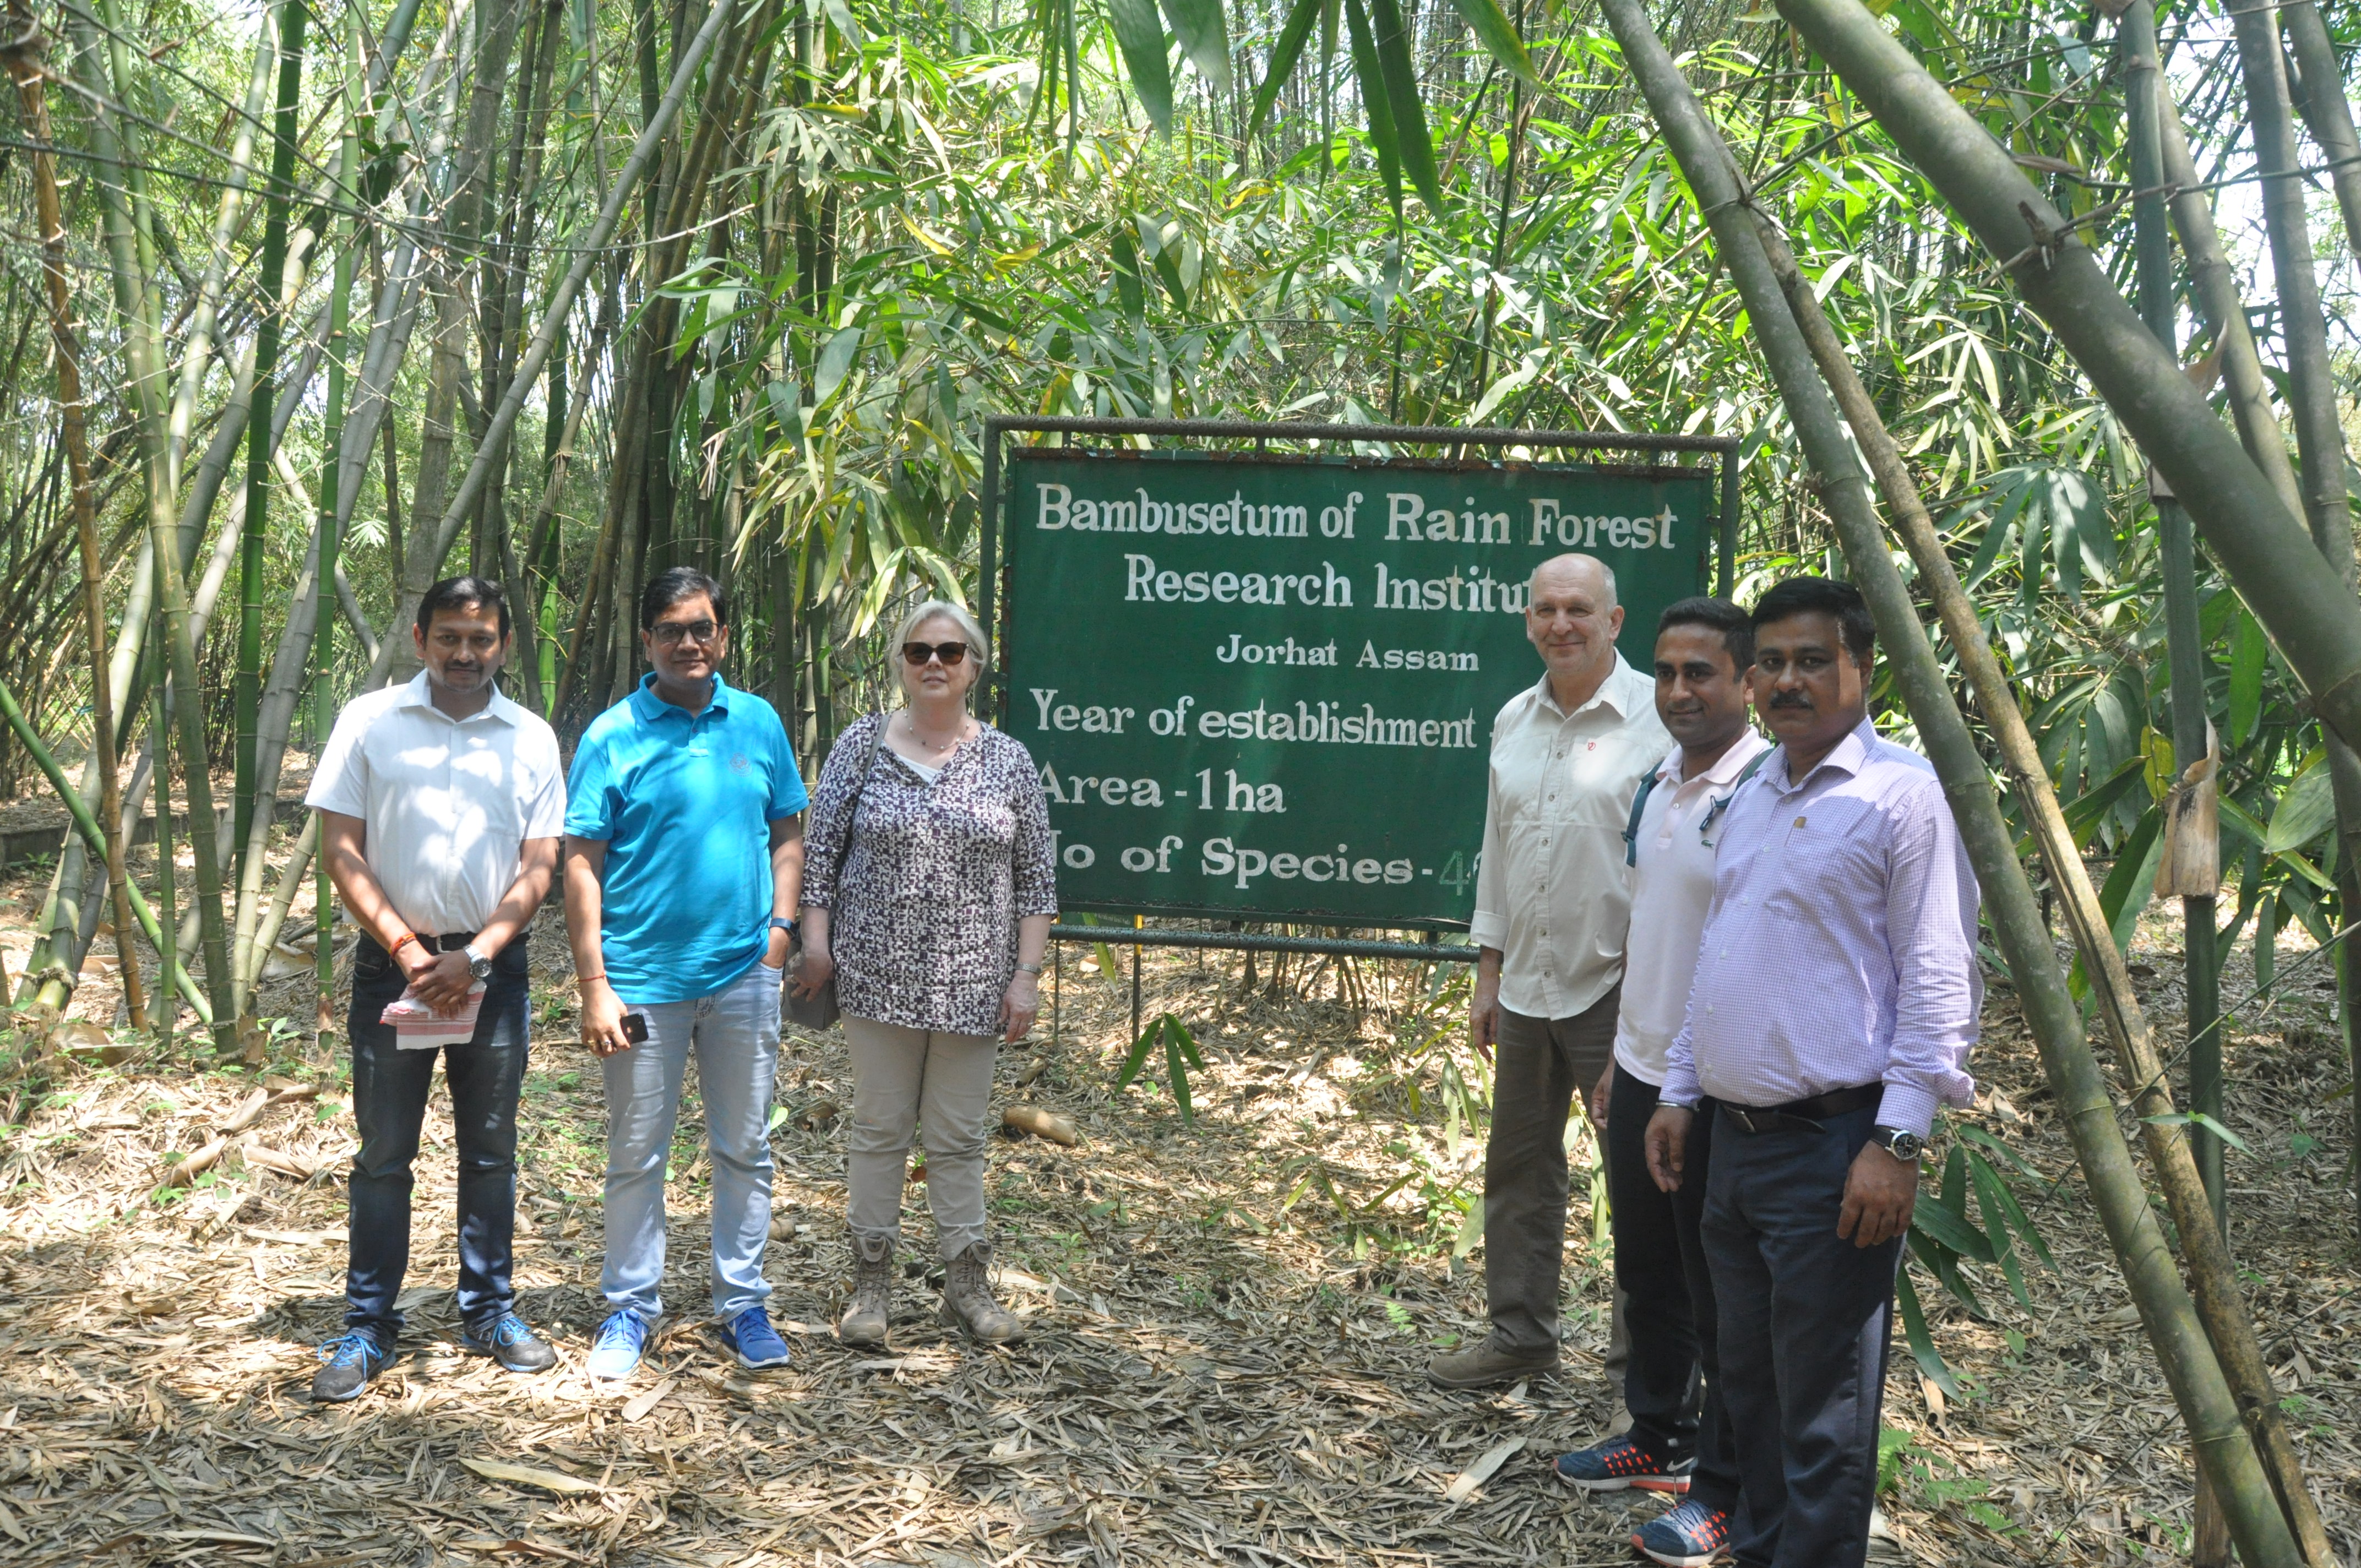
[{"xmin": 785, "ymin": 717, "xmax": 885, "ymax": 1029}]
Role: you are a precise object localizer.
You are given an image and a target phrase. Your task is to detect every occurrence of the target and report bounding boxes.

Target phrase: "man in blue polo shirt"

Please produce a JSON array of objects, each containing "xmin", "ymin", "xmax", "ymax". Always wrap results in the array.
[{"xmin": 564, "ymin": 566, "xmax": 808, "ymax": 1380}]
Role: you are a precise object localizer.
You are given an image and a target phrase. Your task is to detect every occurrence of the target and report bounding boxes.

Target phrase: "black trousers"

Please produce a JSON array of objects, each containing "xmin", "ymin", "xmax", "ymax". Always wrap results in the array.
[
  {"xmin": 1704, "ymin": 1102, "xmax": 1898, "ymax": 1568},
  {"xmin": 1606, "ymin": 1065, "xmax": 1739, "ymax": 1512}
]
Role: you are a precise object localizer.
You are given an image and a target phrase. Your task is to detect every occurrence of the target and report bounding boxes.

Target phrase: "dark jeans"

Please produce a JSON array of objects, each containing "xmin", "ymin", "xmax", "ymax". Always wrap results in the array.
[
  {"xmin": 1483, "ymin": 990, "xmax": 1619, "ymax": 1355},
  {"xmin": 1704, "ymin": 1102, "xmax": 1898, "ymax": 1568},
  {"xmin": 344, "ymin": 933, "xmax": 531, "ymax": 1347},
  {"xmin": 1606, "ymin": 1065, "xmax": 1738, "ymax": 1512}
]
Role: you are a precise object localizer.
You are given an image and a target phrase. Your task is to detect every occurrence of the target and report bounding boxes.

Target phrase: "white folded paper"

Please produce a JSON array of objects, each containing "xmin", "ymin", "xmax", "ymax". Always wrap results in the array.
[{"xmin": 380, "ymin": 981, "xmax": 488, "ymax": 1049}]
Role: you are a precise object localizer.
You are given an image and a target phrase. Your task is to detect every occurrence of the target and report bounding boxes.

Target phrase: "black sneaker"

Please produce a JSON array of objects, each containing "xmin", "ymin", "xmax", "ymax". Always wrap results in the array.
[
  {"xmin": 460, "ymin": 1312, "xmax": 558, "ymax": 1374},
  {"xmin": 311, "ymin": 1332, "xmax": 393, "ymax": 1402}
]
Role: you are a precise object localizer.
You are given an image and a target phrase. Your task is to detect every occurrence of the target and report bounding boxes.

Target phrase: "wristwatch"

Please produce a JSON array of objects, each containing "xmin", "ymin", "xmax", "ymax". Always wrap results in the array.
[
  {"xmin": 769, "ymin": 916, "xmax": 798, "ymax": 938},
  {"xmin": 463, "ymin": 942, "xmax": 494, "ymax": 982},
  {"xmin": 1869, "ymin": 1125, "xmax": 1924, "ymax": 1163}
]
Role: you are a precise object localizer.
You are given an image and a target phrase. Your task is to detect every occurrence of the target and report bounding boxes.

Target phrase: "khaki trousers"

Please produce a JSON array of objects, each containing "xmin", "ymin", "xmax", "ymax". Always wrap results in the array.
[
  {"xmin": 843, "ymin": 1016, "xmax": 997, "ymax": 1259},
  {"xmin": 1483, "ymin": 989, "xmax": 1620, "ymax": 1355}
]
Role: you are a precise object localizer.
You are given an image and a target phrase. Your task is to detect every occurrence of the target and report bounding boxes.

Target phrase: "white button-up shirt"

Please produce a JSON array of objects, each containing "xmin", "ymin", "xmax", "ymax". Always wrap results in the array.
[
  {"xmin": 306, "ymin": 673, "xmax": 567, "ymax": 937},
  {"xmin": 1613, "ymin": 729, "xmax": 1773, "ymax": 1086},
  {"xmin": 1661, "ymin": 721, "xmax": 1981, "ymax": 1136},
  {"xmin": 1470, "ymin": 656, "xmax": 1670, "ymax": 1020}
]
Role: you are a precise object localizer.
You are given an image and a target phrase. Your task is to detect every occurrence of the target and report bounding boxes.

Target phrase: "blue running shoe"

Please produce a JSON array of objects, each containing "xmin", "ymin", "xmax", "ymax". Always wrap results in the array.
[
  {"xmin": 460, "ymin": 1311, "xmax": 557, "ymax": 1375},
  {"xmin": 586, "ymin": 1310, "xmax": 649, "ymax": 1381},
  {"xmin": 1633, "ymin": 1499, "xmax": 1733, "ymax": 1567},
  {"xmin": 310, "ymin": 1331, "xmax": 391, "ymax": 1402},
  {"xmin": 715, "ymin": 1305, "xmax": 791, "ymax": 1369},
  {"xmin": 1553, "ymin": 1433, "xmax": 1694, "ymax": 1493}
]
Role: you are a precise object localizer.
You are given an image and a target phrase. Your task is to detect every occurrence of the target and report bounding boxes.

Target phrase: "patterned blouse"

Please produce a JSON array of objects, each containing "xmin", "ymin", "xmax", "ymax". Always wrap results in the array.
[{"xmin": 802, "ymin": 714, "xmax": 1058, "ymax": 1036}]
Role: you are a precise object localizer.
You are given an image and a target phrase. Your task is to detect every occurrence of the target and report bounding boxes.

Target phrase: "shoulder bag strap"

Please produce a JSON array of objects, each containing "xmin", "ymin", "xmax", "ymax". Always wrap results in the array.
[
  {"xmin": 824, "ymin": 715, "xmax": 889, "ymax": 903},
  {"xmin": 1622, "ymin": 763, "xmax": 1663, "ymax": 868}
]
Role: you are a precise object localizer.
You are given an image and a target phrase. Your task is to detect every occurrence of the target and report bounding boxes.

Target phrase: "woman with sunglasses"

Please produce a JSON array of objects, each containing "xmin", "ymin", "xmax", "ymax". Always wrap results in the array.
[{"xmin": 793, "ymin": 599, "xmax": 1056, "ymax": 1346}]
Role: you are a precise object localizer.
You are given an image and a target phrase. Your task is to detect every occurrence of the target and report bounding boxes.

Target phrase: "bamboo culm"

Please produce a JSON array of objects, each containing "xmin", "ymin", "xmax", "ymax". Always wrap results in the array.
[{"xmin": 1596, "ymin": 4, "xmax": 2313, "ymax": 1564}]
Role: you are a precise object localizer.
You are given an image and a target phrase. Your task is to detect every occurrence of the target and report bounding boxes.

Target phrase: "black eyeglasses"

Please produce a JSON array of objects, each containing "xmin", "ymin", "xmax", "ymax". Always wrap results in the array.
[
  {"xmin": 901, "ymin": 641, "xmax": 970, "ymax": 667},
  {"xmin": 650, "ymin": 619, "xmax": 720, "ymax": 647}
]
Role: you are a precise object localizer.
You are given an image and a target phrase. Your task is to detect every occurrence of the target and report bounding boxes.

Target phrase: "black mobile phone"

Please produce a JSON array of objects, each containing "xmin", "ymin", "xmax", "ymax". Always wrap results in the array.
[{"xmin": 621, "ymin": 1014, "xmax": 649, "ymax": 1044}]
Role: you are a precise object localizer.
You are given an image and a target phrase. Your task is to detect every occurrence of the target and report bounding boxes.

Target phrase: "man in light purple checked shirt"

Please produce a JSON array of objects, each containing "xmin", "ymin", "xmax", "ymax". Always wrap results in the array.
[{"xmin": 1645, "ymin": 577, "xmax": 1981, "ymax": 1568}]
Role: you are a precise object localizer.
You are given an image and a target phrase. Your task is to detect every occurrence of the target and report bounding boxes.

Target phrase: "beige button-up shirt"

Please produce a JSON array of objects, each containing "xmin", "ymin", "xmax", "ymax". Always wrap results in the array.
[{"xmin": 1470, "ymin": 656, "xmax": 1670, "ymax": 1020}]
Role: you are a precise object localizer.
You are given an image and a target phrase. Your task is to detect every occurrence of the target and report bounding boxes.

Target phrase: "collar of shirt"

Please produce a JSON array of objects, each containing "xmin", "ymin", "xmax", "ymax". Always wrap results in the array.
[
  {"xmin": 1651, "ymin": 727, "xmax": 1770, "ymax": 794},
  {"xmin": 1765, "ymin": 716, "xmax": 1875, "ymax": 795},
  {"xmin": 628, "ymin": 670, "xmax": 734, "ymax": 725},
  {"xmin": 1527, "ymin": 654, "xmax": 1648, "ymax": 723},
  {"xmin": 398, "ymin": 669, "xmax": 520, "ymax": 728}
]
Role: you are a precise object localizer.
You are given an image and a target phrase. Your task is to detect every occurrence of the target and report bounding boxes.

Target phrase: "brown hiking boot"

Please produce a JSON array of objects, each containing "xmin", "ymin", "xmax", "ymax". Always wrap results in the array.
[
  {"xmin": 1427, "ymin": 1336, "xmax": 1560, "ymax": 1390},
  {"xmin": 838, "ymin": 1233, "xmax": 894, "ymax": 1346},
  {"xmin": 940, "ymin": 1241, "xmax": 1024, "ymax": 1343}
]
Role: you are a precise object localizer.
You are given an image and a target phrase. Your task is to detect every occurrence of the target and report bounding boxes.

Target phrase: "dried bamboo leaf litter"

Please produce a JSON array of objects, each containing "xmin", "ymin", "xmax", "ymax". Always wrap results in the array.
[{"xmin": 0, "ymin": 885, "xmax": 2354, "ymax": 1566}]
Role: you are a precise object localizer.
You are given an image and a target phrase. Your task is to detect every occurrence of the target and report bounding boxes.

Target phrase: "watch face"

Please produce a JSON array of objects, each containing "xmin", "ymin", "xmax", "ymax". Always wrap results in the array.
[
  {"xmin": 1890, "ymin": 1132, "xmax": 1922, "ymax": 1160},
  {"xmin": 470, "ymin": 957, "xmax": 494, "ymax": 979}
]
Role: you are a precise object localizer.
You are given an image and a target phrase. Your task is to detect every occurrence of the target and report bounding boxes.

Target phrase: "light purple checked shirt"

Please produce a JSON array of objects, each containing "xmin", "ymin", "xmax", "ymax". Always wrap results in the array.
[{"xmin": 1660, "ymin": 719, "xmax": 1982, "ymax": 1137}]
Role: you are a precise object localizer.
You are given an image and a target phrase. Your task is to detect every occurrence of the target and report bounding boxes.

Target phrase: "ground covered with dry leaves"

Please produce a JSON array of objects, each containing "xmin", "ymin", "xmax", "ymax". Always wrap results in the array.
[{"xmin": 1, "ymin": 876, "xmax": 2357, "ymax": 1567}]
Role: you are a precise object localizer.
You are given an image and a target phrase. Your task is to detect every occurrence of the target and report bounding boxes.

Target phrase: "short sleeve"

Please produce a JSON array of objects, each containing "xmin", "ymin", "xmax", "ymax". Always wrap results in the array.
[
  {"xmin": 563, "ymin": 728, "xmax": 617, "ymax": 841},
  {"xmin": 766, "ymin": 708, "xmax": 809, "ymax": 819},
  {"xmin": 305, "ymin": 700, "xmax": 373, "ymax": 817},
  {"xmin": 520, "ymin": 725, "xmax": 567, "ymax": 839}
]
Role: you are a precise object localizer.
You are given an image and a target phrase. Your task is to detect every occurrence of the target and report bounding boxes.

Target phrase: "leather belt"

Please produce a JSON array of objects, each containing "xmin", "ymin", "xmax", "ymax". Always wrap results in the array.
[
  {"xmin": 1718, "ymin": 1082, "xmax": 1882, "ymax": 1134},
  {"xmin": 365, "ymin": 930, "xmax": 481, "ymax": 956}
]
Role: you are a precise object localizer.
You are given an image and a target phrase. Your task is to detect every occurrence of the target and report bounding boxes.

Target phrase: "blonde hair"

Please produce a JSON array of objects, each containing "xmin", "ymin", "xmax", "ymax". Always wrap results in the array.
[{"xmin": 893, "ymin": 599, "xmax": 992, "ymax": 700}]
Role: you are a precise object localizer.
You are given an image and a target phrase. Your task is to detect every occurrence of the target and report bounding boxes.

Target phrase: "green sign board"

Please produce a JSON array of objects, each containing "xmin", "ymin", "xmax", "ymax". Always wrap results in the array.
[{"xmin": 999, "ymin": 447, "xmax": 1717, "ymax": 927}]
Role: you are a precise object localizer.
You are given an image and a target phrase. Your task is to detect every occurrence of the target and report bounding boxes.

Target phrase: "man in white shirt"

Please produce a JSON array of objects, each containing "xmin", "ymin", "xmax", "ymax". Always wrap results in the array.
[
  {"xmin": 1430, "ymin": 553, "xmax": 1671, "ymax": 1390},
  {"xmin": 1553, "ymin": 597, "xmax": 1765, "ymax": 1567},
  {"xmin": 303, "ymin": 576, "xmax": 567, "ymax": 1402}
]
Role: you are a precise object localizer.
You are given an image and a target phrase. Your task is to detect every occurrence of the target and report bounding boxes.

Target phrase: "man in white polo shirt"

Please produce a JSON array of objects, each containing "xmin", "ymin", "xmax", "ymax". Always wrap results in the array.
[
  {"xmin": 1552, "ymin": 597, "xmax": 1765, "ymax": 1567},
  {"xmin": 303, "ymin": 576, "xmax": 566, "ymax": 1402},
  {"xmin": 1430, "ymin": 553, "xmax": 1670, "ymax": 1390}
]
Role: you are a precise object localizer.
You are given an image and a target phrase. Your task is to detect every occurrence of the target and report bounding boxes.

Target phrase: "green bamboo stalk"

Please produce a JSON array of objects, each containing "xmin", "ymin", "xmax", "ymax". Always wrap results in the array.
[
  {"xmin": 63, "ymin": 0, "xmax": 240, "ymax": 1051},
  {"xmin": 2157, "ymin": 97, "xmax": 2303, "ymax": 524},
  {"xmin": 2228, "ymin": 0, "xmax": 2361, "ymax": 1253},
  {"xmin": 2282, "ymin": 2, "xmax": 2361, "ymax": 270},
  {"xmin": 237, "ymin": 0, "xmax": 309, "ymax": 869},
  {"xmin": 2121, "ymin": 1, "xmax": 2226, "ymax": 1223},
  {"xmin": 0, "ymin": 678, "xmax": 209, "ymax": 1020},
  {"xmin": 1770, "ymin": 0, "xmax": 2361, "ymax": 760},
  {"xmin": 150, "ymin": 602, "xmax": 176, "ymax": 1053},
  {"xmin": 1597, "ymin": 6, "xmax": 2312, "ymax": 1564},
  {"xmin": 314, "ymin": 35, "xmax": 361, "ymax": 1039}
]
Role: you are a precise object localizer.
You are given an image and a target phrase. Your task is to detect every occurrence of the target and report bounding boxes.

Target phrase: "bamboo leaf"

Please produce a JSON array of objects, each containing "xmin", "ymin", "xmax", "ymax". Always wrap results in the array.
[
  {"xmin": 2141, "ymin": 1110, "xmax": 2253, "ymax": 1155},
  {"xmin": 1910, "ymin": 1186, "xmax": 1995, "ymax": 1264},
  {"xmin": 2228, "ymin": 603, "xmax": 2266, "ymax": 748},
  {"xmin": 1165, "ymin": 1028, "xmax": 1195, "ymax": 1122},
  {"xmin": 814, "ymin": 323, "xmax": 863, "ymax": 407},
  {"xmin": 1106, "ymin": 0, "xmax": 1174, "ymax": 132},
  {"xmin": 1341, "ymin": 0, "xmax": 1403, "ymax": 218},
  {"xmin": 1115, "ymin": 1016, "xmax": 1158, "ymax": 1091},
  {"xmin": 1450, "ymin": 1196, "xmax": 1486, "ymax": 1257},
  {"xmin": 2265, "ymin": 752, "xmax": 2335, "ymax": 854},
  {"xmin": 1245, "ymin": 0, "xmax": 1325, "ymax": 141},
  {"xmin": 1158, "ymin": 0, "xmax": 1232, "ymax": 92},
  {"xmin": 1446, "ymin": 0, "xmax": 1541, "ymax": 89},
  {"xmin": 1893, "ymin": 1265, "xmax": 1961, "ymax": 1400},
  {"xmin": 1366, "ymin": 0, "xmax": 1443, "ymax": 214}
]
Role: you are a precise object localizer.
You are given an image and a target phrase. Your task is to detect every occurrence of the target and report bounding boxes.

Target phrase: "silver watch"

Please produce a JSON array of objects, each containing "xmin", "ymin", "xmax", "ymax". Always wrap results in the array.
[
  {"xmin": 1870, "ymin": 1125, "xmax": 1924, "ymax": 1163},
  {"xmin": 463, "ymin": 942, "xmax": 494, "ymax": 982}
]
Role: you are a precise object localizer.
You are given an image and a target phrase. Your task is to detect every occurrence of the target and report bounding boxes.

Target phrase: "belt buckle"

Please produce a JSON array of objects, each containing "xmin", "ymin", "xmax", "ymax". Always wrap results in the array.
[{"xmin": 1726, "ymin": 1105, "xmax": 1761, "ymax": 1134}]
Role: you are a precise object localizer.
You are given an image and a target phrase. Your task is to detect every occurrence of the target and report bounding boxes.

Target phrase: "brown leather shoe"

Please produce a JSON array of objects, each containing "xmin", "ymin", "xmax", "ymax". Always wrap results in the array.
[{"xmin": 1427, "ymin": 1336, "xmax": 1560, "ymax": 1390}]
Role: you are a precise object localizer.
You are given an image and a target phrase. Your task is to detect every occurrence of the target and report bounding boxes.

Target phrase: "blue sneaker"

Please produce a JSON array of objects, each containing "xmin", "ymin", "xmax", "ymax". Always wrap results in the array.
[
  {"xmin": 586, "ymin": 1310, "xmax": 649, "ymax": 1381},
  {"xmin": 310, "ymin": 1331, "xmax": 391, "ymax": 1402},
  {"xmin": 1553, "ymin": 1432, "xmax": 1694, "ymax": 1493},
  {"xmin": 714, "ymin": 1305, "xmax": 791, "ymax": 1369},
  {"xmin": 1633, "ymin": 1498, "xmax": 1733, "ymax": 1566}
]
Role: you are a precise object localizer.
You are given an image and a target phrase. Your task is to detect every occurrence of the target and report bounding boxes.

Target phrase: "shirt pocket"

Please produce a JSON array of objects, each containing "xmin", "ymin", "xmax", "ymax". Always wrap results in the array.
[{"xmin": 1760, "ymin": 795, "xmax": 1884, "ymax": 911}]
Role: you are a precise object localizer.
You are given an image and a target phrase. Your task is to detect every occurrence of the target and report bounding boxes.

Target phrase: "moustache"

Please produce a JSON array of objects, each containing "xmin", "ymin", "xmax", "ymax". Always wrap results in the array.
[{"xmin": 1768, "ymin": 693, "xmax": 1813, "ymax": 709}]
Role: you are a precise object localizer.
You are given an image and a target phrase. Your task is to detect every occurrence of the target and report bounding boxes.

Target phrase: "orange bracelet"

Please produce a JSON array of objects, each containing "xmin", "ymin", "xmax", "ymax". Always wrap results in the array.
[{"xmin": 390, "ymin": 932, "xmax": 423, "ymax": 959}]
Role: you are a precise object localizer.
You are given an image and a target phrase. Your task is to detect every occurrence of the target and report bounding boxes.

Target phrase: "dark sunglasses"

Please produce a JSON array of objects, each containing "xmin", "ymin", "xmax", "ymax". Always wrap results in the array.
[
  {"xmin": 650, "ymin": 618, "xmax": 720, "ymax": 646},
  {"xmin": 901, "ymin": 640, "xmax": 970, "ymax": 667}
]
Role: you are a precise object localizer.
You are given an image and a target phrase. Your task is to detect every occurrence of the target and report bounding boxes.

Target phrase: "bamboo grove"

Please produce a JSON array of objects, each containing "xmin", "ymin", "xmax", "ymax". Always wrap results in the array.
[{"xmin": 0, "ymin": 0, "xmax": 2357, "ymax": 1546}]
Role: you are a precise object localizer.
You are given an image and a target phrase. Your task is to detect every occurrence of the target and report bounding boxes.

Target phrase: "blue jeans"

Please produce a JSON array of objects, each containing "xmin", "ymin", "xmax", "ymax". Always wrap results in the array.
[
  {"xmin": 345, "ymin": 934, "xmax": 531, "ymax": 1346},
  {"xmin": 600, "ymin": 959, "xmax": 784, "ymax": 1324},
  {"xmin": 1703, "ymin": 1101, "xmax": 1898, "ymax": 1568}
]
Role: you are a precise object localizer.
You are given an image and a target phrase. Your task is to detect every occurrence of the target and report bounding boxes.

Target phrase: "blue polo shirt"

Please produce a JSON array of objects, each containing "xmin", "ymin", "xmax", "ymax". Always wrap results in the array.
[{"xmin": 565, "ymin": 672, "xmax": 809, "ymax": 1004}]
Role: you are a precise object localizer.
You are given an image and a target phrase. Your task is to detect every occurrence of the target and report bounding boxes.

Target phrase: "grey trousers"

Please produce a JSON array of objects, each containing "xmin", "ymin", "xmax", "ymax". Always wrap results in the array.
[
  {"xmin": 1483, "ymin": 990, "xmax": 1620, "ymax": 1355},
  {"xmin": 843, "ymin": 1015, "xmax": 997, "ymax": 1259}
]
